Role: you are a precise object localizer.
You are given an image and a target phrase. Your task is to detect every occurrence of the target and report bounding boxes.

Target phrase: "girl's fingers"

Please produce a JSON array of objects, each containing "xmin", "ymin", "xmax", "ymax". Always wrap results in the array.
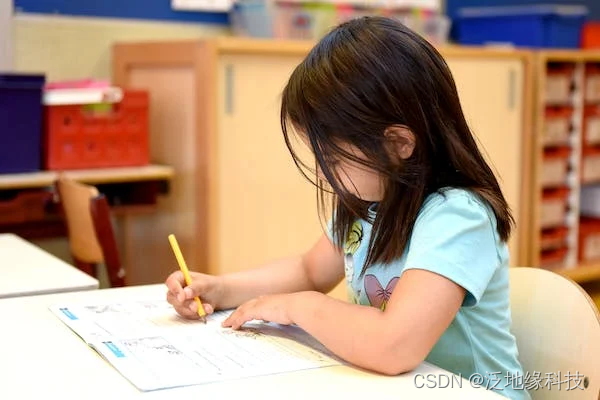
[
  {"xmin": 223, "ymin": 305, "xmax": 253, "ymax": 330},
  {"xmin": 203, "ymin": 303, "xmax": 215, "ymax": 314},
  {"xmin": 165, "ymin": 271, "xmax": 185, "ymax": 302}
]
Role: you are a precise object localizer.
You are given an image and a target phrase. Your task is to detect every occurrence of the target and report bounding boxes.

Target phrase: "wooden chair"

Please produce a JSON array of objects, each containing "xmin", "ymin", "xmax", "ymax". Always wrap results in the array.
[
  {"xmin": 510, "ymin": 267, "xmax": 600, "ymax": 399},
  {"xmin": 55, "ymin": 177, "xmax": 125, "ymax": 287}
]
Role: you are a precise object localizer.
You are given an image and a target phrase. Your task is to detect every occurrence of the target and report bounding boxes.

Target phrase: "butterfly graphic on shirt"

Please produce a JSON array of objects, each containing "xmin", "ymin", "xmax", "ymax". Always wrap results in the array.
[
  {"xmin": 343, "ymin": 220, "xmax": 363, "ymax": 255},
  {"xmin": 343, "ymin": 221, "xmax": 363, "ymax": 304},
  {"xmin": 364, "ymin": 275, "xmax": 399, "ymax": 311}
]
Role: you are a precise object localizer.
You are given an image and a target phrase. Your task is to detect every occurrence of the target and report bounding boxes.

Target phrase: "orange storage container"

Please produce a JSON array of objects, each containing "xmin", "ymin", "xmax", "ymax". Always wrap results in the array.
[
  {"xmin": 578, "ymin": 217, "xmax": 600, "ymax": 262},
  {"xmin": 44, "ymin": 90, "xmax": 149, "ymax": 170},
  {"xmin": 541, "ymin": 226, "xmax": 569, "ymax": 251},
  {"xmin": 540, "ymin": 247, "xmax": 568, "ymax": 270},
  {"xmin": 544, "ymin": 106, "xmax": 572, "ymax": 147},
  {"xmin": 583, "ymin": 104, "xmax": 600, "ymax": 146},
  {"xmin": 582, "ymin": 22, "xmax": 600, "ymax": 49},
  {"xmin": 582, "ymin": 146, "xmax": 600, "ymax": 183},
  {"xmin": 585, "ymin": 64, "xmax": 600, "ymax": 103}
]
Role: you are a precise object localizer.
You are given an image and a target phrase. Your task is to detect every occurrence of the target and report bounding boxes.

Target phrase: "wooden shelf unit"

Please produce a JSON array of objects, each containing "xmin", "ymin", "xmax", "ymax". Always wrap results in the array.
[
  {"xmin": 558, "ymin": 261, "xmax": 600, "ymax": 284},
  {"xmin": 532, "ymin": 51, "xmax": 600, "ymax": 283}
]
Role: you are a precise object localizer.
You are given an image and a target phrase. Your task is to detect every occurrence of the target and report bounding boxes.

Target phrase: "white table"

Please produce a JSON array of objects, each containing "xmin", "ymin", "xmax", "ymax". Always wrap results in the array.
[
  {"xmin": 0, "ymin": 233, "xmax": 98, "ymax": 298},
  {"xmin": 0, "ymin": 284, "xmax": 504, "ymax": 399}
]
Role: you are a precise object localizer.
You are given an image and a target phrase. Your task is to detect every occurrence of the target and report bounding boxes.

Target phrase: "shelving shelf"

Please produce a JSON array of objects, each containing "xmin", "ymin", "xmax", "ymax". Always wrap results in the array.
[
  {"xmin": 555, "ymin": 262, "xmax": 600, "ymax": 283},
  {"xmin": 532, "ymin": 51, "xmax": 600, "ymax": 286}
]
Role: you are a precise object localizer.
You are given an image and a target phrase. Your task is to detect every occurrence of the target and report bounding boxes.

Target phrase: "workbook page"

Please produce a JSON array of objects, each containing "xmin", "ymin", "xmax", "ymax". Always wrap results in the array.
[{"xmin": 50, "ymin": 300, "xmax": 341, "ymax": 391}]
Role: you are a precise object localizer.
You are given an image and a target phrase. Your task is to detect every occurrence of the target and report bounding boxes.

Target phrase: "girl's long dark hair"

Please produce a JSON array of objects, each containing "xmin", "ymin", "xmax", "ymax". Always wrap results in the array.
[{"xmin": 281, "ymin": 16, "xmax": 513, "ymax": 272}]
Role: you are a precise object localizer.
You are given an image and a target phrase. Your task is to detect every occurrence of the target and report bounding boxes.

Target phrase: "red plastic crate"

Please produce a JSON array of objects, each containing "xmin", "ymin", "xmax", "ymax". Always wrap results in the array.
[{"xmin": 44, "ymin": 90, "xmax": 149, "ymax": 170}]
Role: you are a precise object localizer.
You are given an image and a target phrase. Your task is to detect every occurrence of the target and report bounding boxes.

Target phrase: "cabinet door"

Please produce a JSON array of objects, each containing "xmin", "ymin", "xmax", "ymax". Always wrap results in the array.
[
  {"xmin": 446, "ymin": 57, "xmax": 526, "ymax": 265},
  {"xmin": 216, "ymin": 54, "xmax": 326, "ymax": 276}
]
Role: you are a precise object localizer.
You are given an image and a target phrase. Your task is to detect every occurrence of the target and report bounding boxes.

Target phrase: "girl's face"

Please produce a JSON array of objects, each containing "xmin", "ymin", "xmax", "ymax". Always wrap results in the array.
[{"xmin": 318, "ymin": 144, "xmax": 385, "ymax": 202}]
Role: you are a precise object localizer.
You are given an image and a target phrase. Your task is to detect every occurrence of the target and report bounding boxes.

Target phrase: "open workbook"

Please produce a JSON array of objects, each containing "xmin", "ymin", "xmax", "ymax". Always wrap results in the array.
[{"xmin": 50, "ymin": 299, "xmax": 341, "ymax": 391}]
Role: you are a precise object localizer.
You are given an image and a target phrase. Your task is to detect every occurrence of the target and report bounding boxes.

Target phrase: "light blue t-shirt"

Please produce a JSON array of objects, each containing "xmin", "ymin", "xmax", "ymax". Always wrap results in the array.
[{"xmin": 329, "ymin": 188, "xmax": 531, "ymax": 400}]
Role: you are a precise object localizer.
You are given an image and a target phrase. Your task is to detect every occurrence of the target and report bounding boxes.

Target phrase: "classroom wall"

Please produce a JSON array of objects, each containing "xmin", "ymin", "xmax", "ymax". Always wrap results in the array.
[
  {"xmin": 13, "ymin": 13, "xmax": 228, "ymax": 81},
  {"xmin": 0, "ymin": 0, "xmax": 13, "ymax": 70}
]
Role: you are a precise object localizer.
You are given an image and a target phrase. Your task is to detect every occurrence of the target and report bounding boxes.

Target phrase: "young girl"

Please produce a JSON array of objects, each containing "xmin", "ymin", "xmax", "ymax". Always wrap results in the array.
[{"xmin": 166, "ymin": 16, "xmax": 530, "ymax": 400}]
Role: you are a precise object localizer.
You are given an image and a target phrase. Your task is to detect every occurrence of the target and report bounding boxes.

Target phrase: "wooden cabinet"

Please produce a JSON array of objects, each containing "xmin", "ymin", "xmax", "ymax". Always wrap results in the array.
[
  {"xmin": 215, "ymin": 52, "xmax": 320, "ymax": 274},
  {"xmin": 113, "ymin": 39, "xmax": 532, "ymax": 296},
  {"xmin": 447, "ymin": 56, "xmax": 532, "ymax": 265}
]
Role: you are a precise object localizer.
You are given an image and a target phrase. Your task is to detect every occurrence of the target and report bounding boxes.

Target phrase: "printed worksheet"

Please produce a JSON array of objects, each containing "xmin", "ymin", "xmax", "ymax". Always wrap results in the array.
[{"xmin": 50, "ymin": 299, "xmax": 341, "ymax": 391}]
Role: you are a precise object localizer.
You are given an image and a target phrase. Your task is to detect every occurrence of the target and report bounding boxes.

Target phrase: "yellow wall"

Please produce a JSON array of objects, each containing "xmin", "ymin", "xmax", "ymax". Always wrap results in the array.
[
  {"xmin": 0, "ymin": 1, "xmax": 12, "ymax": 69},
  {"xmin": 14, "ymin": 14, "xmax": 228, "ymax": 81}
]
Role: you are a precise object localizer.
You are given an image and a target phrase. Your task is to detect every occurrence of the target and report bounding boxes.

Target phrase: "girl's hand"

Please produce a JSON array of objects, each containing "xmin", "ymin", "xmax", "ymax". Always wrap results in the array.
[
  {"xmin": 222, "ymin": 293, "xmax": 300, "ymax": 330},
  {"xmin": 165, "ymin": 271, "xmax": 224, "ymax": 320}
]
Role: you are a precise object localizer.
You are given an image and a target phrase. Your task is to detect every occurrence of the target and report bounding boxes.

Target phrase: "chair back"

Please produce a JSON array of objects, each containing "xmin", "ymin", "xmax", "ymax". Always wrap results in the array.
[
  {"xmin": 510, "ymin": 267, "xmax": 600, "ymax": 399},
  {"xmin": 56, "ymin": 177, "xmax": 125, "ymax": 287},
  {"xmin": 56, "ymin": 177, "xmax": 103, "ymax": 263}
]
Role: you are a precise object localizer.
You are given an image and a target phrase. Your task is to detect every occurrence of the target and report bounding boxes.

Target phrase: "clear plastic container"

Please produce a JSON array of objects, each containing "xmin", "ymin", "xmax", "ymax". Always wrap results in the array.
[
  {"xmin": 584, "ymin": 105, "xmax": 600, "ymax": 146},
  {"xmin": 540, "ymin": 187, "xmax": 569, "ymax": 229},
  {"xmin": 230, "ymin": 0, "xmax": 451, "ymax": 43},
  {"xmin": 544, "ymin": 106, "xmax": 572, "ymax": 147},
  {"xmin": 230, "ymin": 0, "xmax": 277, "ymax": 38},
  {"xmin": 581, "ymin": 184, "xmax": 600, "ymax": 217},
  {"xmin": 541, "ymin": 147, "xmax": 571, "ymax": 187},
  {"xmin": 545, "ymin": 65, "xmax": 575, "ymax": 105}
]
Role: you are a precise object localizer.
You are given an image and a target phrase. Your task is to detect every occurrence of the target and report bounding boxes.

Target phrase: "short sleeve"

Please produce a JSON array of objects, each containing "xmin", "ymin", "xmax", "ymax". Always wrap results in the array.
[{"xmin": 403, "ymin": 192, "xmax": 500, "ymax": 307}]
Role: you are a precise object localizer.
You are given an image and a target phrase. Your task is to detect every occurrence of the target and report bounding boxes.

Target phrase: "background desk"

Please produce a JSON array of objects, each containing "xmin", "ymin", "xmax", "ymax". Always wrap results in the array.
[
  {"xmin": 0, "ymin": 164, "xmax": 174, "ymax": 239},
  {"xmin": 0, "ymin": 233, "xmax": 98, "ymax": 298},
  {"xmin": 0, "ymin": 165, "xmax": 175, "ymax": 285},
  {"xmin": 0, "ymin": 284, "xmax": 503, "ymax": 399}
]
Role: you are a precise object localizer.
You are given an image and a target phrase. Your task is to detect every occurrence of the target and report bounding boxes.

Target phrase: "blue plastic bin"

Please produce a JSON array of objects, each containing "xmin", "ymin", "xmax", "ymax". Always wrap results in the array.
[
  {"xmin": 455, "ymin": 5, "xmax": 588, "ymax": 48},
  {"xmin": 0, "ymin": 74, "xmax": 45, "ymax": 173},
  {"xmin": 230, "ymin": 0, "xmax": 274, "ymax": 38}
]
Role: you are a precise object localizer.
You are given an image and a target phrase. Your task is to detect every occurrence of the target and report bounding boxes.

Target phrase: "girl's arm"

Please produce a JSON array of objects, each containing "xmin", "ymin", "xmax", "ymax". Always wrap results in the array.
[
  {"xmin": 218, "ymin": 234, "xmax": 345, "ymax": 309},
  {"xmin": 289, "ymin": 270, "xmax": 465, "ymax": 375},
  {"xmin": 224, "ymin": 267, "xmax": 465, "ymax": 375}
]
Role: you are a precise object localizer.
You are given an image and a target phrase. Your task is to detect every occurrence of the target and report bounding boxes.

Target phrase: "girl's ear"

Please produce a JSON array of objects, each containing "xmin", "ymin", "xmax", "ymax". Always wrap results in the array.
[{"xmin": 384, "ymin": 125, "xmax": 415, "ymax": 160}]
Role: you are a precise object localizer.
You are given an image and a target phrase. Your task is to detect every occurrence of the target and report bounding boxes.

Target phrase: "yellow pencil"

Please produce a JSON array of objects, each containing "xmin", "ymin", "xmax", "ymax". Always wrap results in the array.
[{"xmin": 168, "ymin": 234, "xmax": 206, "ymax": 322}]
